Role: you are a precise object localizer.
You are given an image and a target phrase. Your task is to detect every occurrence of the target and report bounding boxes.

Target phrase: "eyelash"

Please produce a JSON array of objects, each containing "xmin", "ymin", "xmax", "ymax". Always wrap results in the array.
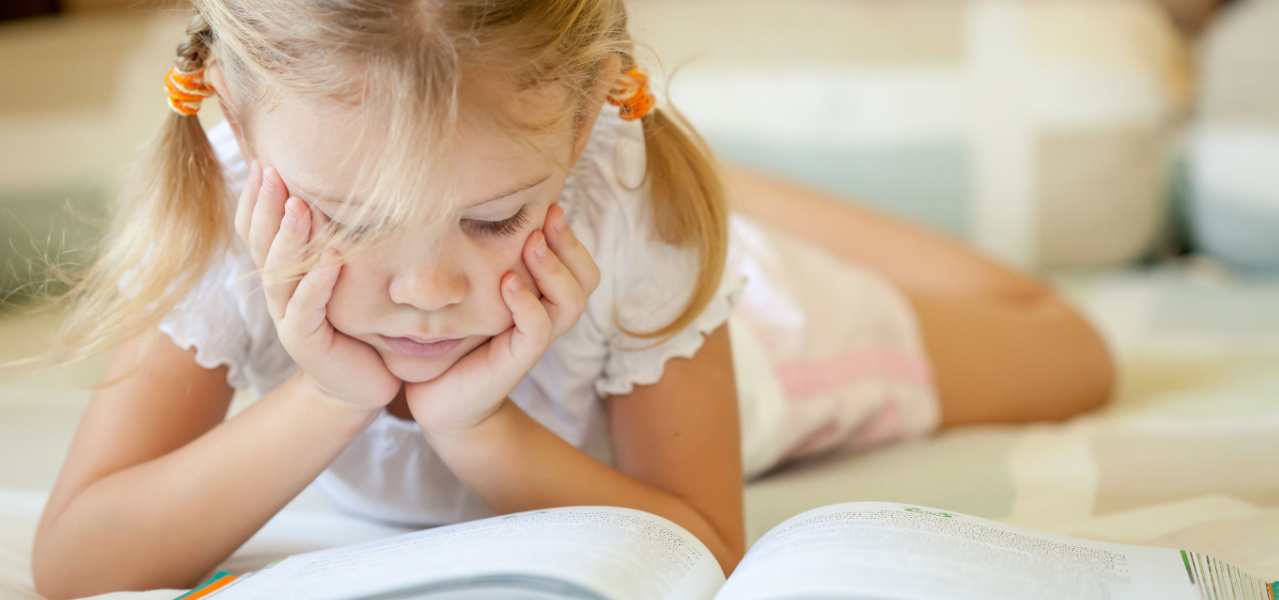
[
  {"xmin": 325, "ymin": 218, "xmax": 376, "ymax": 243},
  {"xmin": 322, "ymin": 206, "xmax": 530, "ymax": 241},
  {"xmin": 464, "ymin": 206, "xmax": 529, "ymax": 237}
]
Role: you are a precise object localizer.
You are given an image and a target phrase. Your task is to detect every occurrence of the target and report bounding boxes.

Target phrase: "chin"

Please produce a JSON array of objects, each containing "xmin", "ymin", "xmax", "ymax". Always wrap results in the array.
[{"xmin": 382, "ymin": 354, "xmax": 458, "ymax": 383}]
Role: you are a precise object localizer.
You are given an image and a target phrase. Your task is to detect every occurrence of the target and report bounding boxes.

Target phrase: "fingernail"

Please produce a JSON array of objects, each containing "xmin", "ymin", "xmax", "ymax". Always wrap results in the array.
[
  {"xmin": 261, "ymin": 168, "xmax": 277, "ymax": 195},
  {"xmin": 506, "ymin": 274, "xmax": 523, "ymax": 293},
  {"xmin": 553, "ymin": 210, "xmax": 567, "ymax": 234},
  {"xmin": 533, "ymin": 231, "xmax": 548, "ymax": 258},
  {"xmin": 321, "ymin": 249, "xmax": 342, "ymax": 267},
  {"xmin": 250, "ymin": 160, "xmax": 261, "ymax": 181},
  {"xmin": 283, "ymin": 197, "xmax": 301, "ymax": 226}
]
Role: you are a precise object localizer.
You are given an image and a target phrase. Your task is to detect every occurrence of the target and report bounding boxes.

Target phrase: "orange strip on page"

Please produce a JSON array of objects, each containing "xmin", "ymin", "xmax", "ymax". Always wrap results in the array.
[{"xmin": 184, "ymin": 574, "xmax": 237, "ymax": 599}]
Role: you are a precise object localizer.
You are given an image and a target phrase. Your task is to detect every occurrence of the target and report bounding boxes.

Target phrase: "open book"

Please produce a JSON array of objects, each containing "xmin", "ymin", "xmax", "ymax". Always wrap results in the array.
[{"xmin": 193, "ymin": 502, "xmax": 1273, "ymax": 600}]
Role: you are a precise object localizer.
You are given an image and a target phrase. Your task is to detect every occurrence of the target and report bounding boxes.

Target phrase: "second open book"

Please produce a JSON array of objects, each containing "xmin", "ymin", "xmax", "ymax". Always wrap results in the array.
[{"xmin": 197, "ymin": 501, "xmax": 1272, "ymax": 600}]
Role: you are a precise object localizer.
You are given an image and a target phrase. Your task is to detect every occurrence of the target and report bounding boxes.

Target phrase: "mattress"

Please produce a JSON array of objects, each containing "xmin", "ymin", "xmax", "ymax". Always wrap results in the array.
[
  {"xmin": 2, "ymin": 260, "xmax": 1277, "ymax": 599},
  {"xmin": 0, "ymin": 4, "xmax": 1271, "ymax": 597}
]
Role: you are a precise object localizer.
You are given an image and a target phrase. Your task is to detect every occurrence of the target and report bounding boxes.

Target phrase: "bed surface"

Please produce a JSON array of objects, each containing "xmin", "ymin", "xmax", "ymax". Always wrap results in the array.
[
  {"xmin": 2, "ymin": 261, "xmax": 1277, "ymax": 599},
  {"xmin": 2, "ymin": 3, "xmax": 1274, "ymax": 598}
]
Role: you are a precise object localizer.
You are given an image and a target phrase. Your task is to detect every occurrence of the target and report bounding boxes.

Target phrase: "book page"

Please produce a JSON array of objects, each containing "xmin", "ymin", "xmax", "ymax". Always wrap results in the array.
[
  {"xmin": 210, "ymin": 506, "xmax": 724, "ymax": 600},
  {"xmin": 716, "ymin": 503, "xmax": 1239, "ymax": 600}
]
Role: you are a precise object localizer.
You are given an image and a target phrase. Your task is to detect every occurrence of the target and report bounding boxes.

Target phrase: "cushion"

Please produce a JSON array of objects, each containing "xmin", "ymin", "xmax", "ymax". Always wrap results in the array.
[
  {"xmin": 631, "ymin": 0, "xmax": 1193, "ymax": 269},
  {"xmin": 1188, "ymin": 0, "xmax": 1279, "ymax": 271}
]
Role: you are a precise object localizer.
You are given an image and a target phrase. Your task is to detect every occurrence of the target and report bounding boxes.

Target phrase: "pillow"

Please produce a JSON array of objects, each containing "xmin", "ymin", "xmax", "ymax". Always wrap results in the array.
[
  {"xmin": 631, "ymin": 0, "xmax": 1193, "ymax": 269},
  {"xmin": 1189, "ymin": 0, "xmax": 1279, "ymax": 272}
]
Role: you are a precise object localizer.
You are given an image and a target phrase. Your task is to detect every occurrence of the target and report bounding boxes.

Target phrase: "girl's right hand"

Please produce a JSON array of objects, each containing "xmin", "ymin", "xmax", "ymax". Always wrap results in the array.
[{"xmin": 234, "ymin": 162, "xmax": 402, "ymax": 413}]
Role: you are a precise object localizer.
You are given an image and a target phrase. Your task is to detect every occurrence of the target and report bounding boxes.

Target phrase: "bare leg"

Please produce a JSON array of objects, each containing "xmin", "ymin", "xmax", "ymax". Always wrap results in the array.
[
  {"xmin": 904, "ymin": 289, "xmax": 1114, "ymax": 427},
  {"xmin": 724, "ymin": 166, "xmax": 1115, "ymax": 427}
]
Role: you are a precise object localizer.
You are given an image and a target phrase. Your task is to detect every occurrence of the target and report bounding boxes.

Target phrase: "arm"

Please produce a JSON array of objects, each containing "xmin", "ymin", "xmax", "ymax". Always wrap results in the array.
[
  {"xmin": 32, "ymin": 334, "xmax": 379, "ymax": 600},
  {"xmin": 725, "ymin": 165, "xmax": 1056, "ymax": 305},
  {"xmin": 423, "ymin": 324, "xmax": 746, "ymax": 574},
  {"xmin": 36, "ymin": 161, "xmax": 404, "ymax": 599}
]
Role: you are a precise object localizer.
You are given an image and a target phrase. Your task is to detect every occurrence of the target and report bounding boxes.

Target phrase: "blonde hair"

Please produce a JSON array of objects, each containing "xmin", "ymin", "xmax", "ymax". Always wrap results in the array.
[{"xmin": 48, "ymin": 0, "xmax": 728, "ymax": 366}]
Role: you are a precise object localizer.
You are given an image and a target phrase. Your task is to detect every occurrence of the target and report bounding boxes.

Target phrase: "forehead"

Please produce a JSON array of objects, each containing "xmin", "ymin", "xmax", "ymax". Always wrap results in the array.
[{"xmin": 246, "ymin": 87, "xmax": 572, "ymax": 207}]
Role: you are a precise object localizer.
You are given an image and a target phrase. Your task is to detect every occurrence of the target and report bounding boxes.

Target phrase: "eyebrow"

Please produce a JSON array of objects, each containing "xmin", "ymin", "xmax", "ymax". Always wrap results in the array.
[
  {"xmin": 293, "ymin": 173, "xmax": 552, "ymax": 210},
  {"xmin": 474, "ymin": 174, "xmax": 552, "ymax": 206}
]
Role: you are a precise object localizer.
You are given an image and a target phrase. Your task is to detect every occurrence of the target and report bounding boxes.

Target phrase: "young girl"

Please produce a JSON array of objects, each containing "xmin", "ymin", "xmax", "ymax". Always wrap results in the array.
[{"xmin": 31, "ymin": 1, "xmax": 1114, "ymax": 597}]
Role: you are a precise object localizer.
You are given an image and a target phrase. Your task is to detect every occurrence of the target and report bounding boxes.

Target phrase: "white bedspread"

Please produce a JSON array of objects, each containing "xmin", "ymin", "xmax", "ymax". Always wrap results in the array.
[{"xmin": 3, "ymin": 262, "xmax": 1278, "ymax": 599}]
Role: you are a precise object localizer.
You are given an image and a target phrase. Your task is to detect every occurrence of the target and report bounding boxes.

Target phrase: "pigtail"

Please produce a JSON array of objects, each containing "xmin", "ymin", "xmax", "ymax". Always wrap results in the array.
[
  {"xmin": 40, "ymin": 0, "xmax": 729, "ymax": 362},
  {"xmin": 624, "ymin": 104, "xmax": 730, "ymax": 340},
  {"xmin": 46, "ymin": 14, "xmax": 229, "ymax": 367}
]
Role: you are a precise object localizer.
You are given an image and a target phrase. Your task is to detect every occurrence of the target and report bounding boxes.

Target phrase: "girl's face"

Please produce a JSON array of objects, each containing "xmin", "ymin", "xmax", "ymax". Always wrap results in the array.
[{"xmin": 223, "ymin": 79, "xmax": 601, "ymax": 384}]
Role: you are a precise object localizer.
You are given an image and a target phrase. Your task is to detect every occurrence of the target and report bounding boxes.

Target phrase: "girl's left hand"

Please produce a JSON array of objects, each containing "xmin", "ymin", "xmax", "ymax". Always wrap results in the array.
[{"xmin": 404, "ymin": 204, "xmax": 600, "ymax": 438}]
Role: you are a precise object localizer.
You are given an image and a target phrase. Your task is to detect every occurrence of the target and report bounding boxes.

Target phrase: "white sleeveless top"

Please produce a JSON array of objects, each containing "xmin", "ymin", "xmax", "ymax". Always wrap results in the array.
[{"xmin": 159, "ymin": 105, "xmax": 750, "ymax": 526}]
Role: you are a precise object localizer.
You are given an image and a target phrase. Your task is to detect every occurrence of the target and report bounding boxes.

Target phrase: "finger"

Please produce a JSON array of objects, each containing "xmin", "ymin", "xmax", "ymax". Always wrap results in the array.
[
  {"xmin": 309, "ymin": 200, "xmax": 331, "ymax": 238},
  {"xmin": 248, "ymin": 166, "xmax": 289, "ymax": 267},
  {"xmin": 542, "ymin": 204, "xmax": 601, "ymax": 295},
  {"xmin": 281, "ymin": 249, "xmax": 342, "ymax": 342},
  {"xmin": 234, "ymin": 160, "xmax": 262, "ymax": 245},
  {"xmin": 262, "ymin": 197, "xmax": 313, "ymax": 322},
  {"xmin": 524, "ymin": 230, "xmax": 587, "ymax": 338},
  {"xmin": 501, "ymin": 271, "xmax": 552, "ymax": 360}
]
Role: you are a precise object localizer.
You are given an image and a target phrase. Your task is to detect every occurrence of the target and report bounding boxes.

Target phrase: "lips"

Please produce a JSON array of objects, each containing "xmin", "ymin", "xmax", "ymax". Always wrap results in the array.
[{"xmin": 378, "ymin": 335, "xmax": 464, "ymax": 358}]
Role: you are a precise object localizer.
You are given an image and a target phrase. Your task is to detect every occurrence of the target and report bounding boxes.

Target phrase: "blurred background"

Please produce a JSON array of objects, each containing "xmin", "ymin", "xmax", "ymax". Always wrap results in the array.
[{"xmin": 3, "ymin": 0, "xmax": 1279, "ymax": 597}]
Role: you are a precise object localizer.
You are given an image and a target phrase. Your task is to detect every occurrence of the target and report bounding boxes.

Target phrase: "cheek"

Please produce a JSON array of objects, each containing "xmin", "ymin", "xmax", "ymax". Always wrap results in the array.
[
  {"xmin": 486, "ymin": 230, "xmax": 543, "ymax": 298},
  {"xmin": 317, "ymin": 224, "xmax": 547, "ymax": 334},
  {"xmin": 504, "ymin": 207, "xmax": 552, "ymax": 293},
  {"xmin": 462, "ymin": 236, "xmax": 535, "ymax": 325},
  {"xmin": 325, "ymin": 261, "xmax": 381, "ymax": 332},
  {"xmin": 510, "ymin": 245, "xmax": 538, "ymax": 296}
]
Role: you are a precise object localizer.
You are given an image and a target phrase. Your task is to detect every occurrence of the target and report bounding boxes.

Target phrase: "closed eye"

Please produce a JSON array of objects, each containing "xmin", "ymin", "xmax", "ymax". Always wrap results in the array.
[
  {"xmin": 319, "ymin": 205, "xmax": 530, "ymax": 241},
  {"xmin": 464, "ymin": 206, "xmax": 529, "ymax": 237},
  {"xmin": 324, "ymin": 218, "xmax": 378, "ymax": 243}
]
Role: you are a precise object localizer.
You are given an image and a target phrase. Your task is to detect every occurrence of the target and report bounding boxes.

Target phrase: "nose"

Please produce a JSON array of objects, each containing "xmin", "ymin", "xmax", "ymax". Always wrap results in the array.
[{"xmin": 388, "ymin": 255, "xmax": 468, "ymax": 312}]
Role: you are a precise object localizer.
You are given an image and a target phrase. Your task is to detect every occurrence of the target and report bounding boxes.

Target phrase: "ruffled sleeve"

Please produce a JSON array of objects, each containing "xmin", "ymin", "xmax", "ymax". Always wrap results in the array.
[
  {"xmin": 570, "ymin": 107, "xmax": 747, "ymax": 398},
  {"xmin": 596, "ymin": 246, "xmax": 746, "ymax": 397},
  {"xmin": 157, "ymin": 246, "xmax": 254, "ymax": 390}
]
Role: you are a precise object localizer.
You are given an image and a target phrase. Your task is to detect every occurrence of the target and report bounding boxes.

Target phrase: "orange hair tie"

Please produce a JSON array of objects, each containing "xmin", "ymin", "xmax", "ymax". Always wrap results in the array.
[
  {"xmin": 606, "ymin": 68, "xmax": 655, "ymax": 121},
  {"xmin": 165, "ymin": 67, "xmax": 214, "ymax": 116}
]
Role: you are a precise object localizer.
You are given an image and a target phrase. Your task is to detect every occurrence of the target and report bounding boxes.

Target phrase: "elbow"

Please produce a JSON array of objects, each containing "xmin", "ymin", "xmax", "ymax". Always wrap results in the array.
[
  {"xmin": 32, "ymin": 546, "xmax": 155, "ymax": 600},
  {"xmin": 716, "ymin": 546, "xmax": 745, "ymax": 579},
  {"xmin": 31, "ymin": 527, "xmax": 107, "ymax": 600},
  {"xmin": 33, "ymin": 577, "xmax": 77, "ymax": 600},
  {"xmin": 713, "ymin": 527, "xmax": 747, "ymax": 578},
  {"xmin": 31, "ymin": 525, "xmax": 171, "ymax": 600},
  {"xmin": 31, "ymin": 532, "xmax": 77, "ymax": 600}
]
